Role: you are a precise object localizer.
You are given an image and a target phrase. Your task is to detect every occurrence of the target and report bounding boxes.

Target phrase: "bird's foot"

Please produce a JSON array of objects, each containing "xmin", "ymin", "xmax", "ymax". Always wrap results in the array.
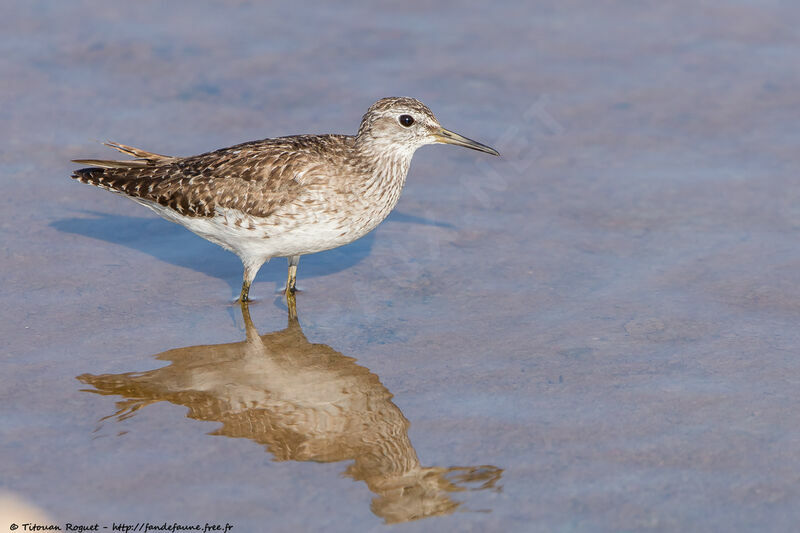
[
  {"xmin": 234, "ymin": 296, "xmax": 257, "ymax": 306},
  {"xmin": 276, "ymin": 285, "xmax": 302, "ymax": 295}
]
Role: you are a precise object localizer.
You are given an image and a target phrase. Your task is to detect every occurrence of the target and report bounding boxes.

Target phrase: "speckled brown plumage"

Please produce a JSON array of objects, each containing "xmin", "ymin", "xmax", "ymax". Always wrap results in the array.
[
  {"xmin": 74, "ymin": 136, "xmax": 360, "ymax": 219},
  {"xmin": 71, "ymin": 97, "xmax": 499, "ymax": 302}
]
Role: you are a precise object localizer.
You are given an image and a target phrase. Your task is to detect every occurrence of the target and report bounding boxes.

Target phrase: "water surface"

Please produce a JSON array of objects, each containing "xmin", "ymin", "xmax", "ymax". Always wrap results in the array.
[{"xmin": 2, "ymin": 1, "xmax": 800, "ymax": 531}]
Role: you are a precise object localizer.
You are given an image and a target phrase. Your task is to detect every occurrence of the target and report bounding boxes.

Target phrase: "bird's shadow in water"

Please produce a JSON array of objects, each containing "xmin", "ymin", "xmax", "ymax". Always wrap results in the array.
[{"xmin": 50, "ymin": 210, "xmax": 453, "ymax": 296}]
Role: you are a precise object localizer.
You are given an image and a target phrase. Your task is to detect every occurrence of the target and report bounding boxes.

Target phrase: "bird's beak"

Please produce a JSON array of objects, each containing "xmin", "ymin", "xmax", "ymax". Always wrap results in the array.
[{"xmin": 434, "ymin": 128, "xmax": 500, "ymax": 156}]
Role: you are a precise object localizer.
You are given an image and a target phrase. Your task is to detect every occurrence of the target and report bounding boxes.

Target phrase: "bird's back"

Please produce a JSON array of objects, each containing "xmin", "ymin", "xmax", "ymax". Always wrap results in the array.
[{"xmin": 72, "ymin": 135, "xmax": 358, "ymax": 220}]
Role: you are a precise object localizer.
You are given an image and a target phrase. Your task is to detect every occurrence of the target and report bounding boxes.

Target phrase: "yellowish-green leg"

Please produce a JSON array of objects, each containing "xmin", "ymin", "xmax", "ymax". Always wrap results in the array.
[
  {"xmin": 286, "ymin": 255, "xmax": 300, "ymax": 297},
  {"xmin": 239, "ymin": 278, "xmax": 252, "ymax": 303},
  {"xmin": 240, "ymin": 259, "xmax": 266, "ymax": 302}
]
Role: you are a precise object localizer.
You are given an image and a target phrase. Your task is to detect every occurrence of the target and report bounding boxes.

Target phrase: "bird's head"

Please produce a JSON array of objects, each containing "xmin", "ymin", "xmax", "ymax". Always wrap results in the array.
[{"xmin": 356, "ymin": 97, "xmax": 499, "ymax": 158}]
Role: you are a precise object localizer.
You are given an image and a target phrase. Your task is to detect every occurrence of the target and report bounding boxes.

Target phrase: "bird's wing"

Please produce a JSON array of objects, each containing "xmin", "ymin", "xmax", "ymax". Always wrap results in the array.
[
  {"xmin": 103, "ymin": 141, "xmax": 176, "ymax": 162},
  {"xmin": 72, "ymin": 141, "xmax": 177, "ymax": 168},
  {"xmin": 71, "ymin": 138, "xmax": 334, "ymax": 218}
]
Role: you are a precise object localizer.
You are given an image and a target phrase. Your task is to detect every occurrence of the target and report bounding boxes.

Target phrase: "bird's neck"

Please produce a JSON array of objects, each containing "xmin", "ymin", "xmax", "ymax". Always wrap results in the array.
[
  {"xmin": 351, "ymin": 138, "xmax": 415, "ymax": 223},
  {"xmin": 355, "ymin": 138, "xmax": 414, "ymax": 190}
]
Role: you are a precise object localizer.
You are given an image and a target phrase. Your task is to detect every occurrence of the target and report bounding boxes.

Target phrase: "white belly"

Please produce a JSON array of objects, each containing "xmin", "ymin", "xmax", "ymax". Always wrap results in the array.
[{"xmin": 135, "ymin": 198, "xmax": 385, "ymax": 262}]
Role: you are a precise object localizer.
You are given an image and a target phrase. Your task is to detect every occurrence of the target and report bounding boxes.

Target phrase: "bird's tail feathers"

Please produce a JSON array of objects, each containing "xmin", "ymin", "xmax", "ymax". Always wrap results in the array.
[{"xmin": 71, "ymin": 158, "xmax": 149, "ymax": 169}]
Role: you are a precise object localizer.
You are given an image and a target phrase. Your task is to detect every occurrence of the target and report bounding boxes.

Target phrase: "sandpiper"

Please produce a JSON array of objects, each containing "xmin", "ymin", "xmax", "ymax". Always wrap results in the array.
[{"xmin": 72, "ymin": 97, "xmax": 499, "ymax": 301}]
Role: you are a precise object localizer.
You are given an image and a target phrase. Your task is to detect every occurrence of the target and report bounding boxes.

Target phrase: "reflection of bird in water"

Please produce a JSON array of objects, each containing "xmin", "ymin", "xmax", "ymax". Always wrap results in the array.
[{"xmin": 78, "ymin": 297, "xmax": 502, "ymax": 524}]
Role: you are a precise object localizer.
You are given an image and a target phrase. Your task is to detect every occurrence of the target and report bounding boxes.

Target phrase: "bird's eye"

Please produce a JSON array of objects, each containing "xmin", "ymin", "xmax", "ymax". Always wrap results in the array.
[{"xmin": 399, "ymin": 114, "xmax": 414, "ymax": 127}]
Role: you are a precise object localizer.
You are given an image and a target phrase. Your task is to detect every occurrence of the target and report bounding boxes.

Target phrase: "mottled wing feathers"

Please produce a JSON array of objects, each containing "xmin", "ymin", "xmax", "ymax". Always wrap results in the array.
[
  {"xmin": 72, "ymin": 142, "xmax": 176, "ymax": 169},
  {"xmin": 72, "ymin": 136, "xmax": 355, "ymax": 218},
  {"xmin": 103, "ymin": 141, "xmax": 174, "ymax": 162}
]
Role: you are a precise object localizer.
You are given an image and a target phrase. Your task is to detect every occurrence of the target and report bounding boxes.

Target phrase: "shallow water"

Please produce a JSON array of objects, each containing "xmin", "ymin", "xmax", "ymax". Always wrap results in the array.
[{"xmin": 3, "ymin": 1, "xmax": 800, "ymax": 531}]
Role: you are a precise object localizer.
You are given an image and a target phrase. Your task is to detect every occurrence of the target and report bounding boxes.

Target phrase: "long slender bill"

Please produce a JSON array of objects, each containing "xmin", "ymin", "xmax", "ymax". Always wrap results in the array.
[{"xmin": 434, "ymin": 128, "xmax": 500, "ymax": 156}]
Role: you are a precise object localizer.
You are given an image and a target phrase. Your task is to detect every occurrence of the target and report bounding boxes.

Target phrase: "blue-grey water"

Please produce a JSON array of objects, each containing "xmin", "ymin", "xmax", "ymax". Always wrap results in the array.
[{"xmin": 2, "ymin": 1, "xmax": 800, "ymax": 531}]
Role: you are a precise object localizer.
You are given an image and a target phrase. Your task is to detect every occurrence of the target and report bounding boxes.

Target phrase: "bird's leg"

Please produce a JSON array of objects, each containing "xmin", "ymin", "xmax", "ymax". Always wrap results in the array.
[
  {"xmin": 240, "ymin": 258, "xmax": 266, "ymax": 302},
  {"xmin": 285, "ymin": 255, "xmax": 301, "ymax": 297},
  {"xmin": 239, "ymin": 278, "xmax": 252, "ymax": 303}
]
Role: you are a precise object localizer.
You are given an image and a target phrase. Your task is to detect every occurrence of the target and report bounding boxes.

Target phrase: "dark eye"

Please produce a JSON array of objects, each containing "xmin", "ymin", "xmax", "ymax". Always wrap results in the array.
[{"xmin": 399, "ymin": 114, "xmax": 414, "ymax": 127}]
